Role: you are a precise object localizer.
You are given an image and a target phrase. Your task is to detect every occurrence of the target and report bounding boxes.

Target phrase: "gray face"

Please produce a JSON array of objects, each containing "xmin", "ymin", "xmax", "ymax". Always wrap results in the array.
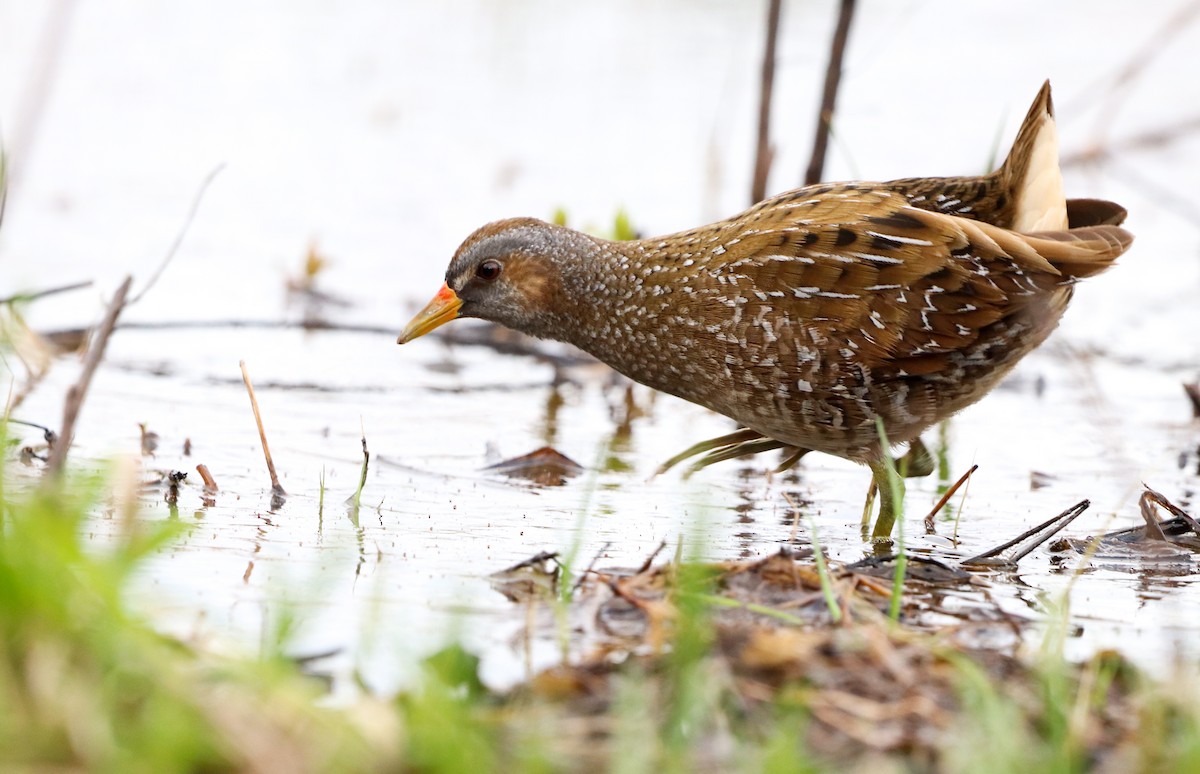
[
  {"xmin": 443, "ymin": 218, "xmax": 573, "ymax": 339},
  {"xmin": 445, "ymin": 233, "xmax": 519, "ymax": 319}
]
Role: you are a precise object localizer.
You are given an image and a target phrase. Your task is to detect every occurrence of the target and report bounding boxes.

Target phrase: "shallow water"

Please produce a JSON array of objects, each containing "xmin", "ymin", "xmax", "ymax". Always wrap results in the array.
[{"xmin": 2, "ymin": 1, "xmax": 1199, "ymax": 693}]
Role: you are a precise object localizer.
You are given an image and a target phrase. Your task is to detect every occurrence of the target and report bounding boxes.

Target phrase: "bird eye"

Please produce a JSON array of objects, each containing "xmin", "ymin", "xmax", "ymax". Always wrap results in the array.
[{"xmin": 475, "ymin": 260, "xmax": 502, "ymax": 281}]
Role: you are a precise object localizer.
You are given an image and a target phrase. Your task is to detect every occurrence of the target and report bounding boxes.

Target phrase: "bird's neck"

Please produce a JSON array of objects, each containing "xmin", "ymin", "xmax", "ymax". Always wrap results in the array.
[{"xmin": 538, "ymin": 233, "xmax": 716, "ymax": 403}]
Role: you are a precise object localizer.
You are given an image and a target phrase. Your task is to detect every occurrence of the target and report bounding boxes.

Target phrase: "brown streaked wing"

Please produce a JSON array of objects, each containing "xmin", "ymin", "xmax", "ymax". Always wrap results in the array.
[{"xmin": 695, "ymin": 188, "xmax": 1132, "ymax": 373}]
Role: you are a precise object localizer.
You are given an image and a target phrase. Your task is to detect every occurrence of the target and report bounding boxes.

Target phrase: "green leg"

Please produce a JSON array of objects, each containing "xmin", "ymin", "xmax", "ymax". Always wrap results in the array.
[
  {"xmin": 865, "ymin": 438, "xmax": 932, "ymax": 537},
  {"xmin": 868, "ymin": 456, "xmax": 904, "ymax": 539}
]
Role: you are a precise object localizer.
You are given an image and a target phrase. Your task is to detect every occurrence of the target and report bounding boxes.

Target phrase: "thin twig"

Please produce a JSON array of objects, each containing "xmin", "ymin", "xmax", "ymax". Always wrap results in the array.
[
  {"xmin": 804, "ymin": 0, "xmax": 857, "ymax": 186},
  {"xmin": 239, "ymin": 360, "xmax": 286, "ymax": 496},
  {"xmin": 751, "ymin": 0, "xmax": 782, "ymax": 204},
  {"xmin": 128, "ymin": 164, "xmax": 225, "ymax": 305},
  {"xmin": 44, "ymin": 275, "xmax": 132, "ymax": 477},
  {"xmin": 0, "ymin": 280, "xmax": 93, "ymax": 306},
  {"xmin": 923, "ymin": 464, "xmax": 979, "ymax": 534}
]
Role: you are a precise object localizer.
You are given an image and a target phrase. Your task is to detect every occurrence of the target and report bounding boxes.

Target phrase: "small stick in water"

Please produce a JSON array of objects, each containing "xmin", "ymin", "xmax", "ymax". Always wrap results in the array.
[
  {"xmin": 196, "ymin": 463, "xmax": 218, "ymax": 493},
  {"xmin": 239, "ymin": 360, "xmax": 286, "ymax": 496},
  {"xmin": 923, "ymin": 464, "xmax": 979, "ymax": 534}
]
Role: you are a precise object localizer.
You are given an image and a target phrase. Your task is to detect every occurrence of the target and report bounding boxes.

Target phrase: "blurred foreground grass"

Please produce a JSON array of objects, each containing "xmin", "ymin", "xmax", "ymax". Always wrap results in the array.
[
  {"xmin": 0, "ymin": 468, "xmax": 391, "ymax": 772},
  {"xmin": 2, "ymin": 448, "xmax": 1200, "ymax": 772}
]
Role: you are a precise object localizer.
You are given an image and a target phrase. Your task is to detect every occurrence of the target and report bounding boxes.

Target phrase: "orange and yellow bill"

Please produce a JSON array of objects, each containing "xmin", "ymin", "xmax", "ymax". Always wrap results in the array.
[{"xmin": 397, "ymin": 283, "xmax": 462, "ymax": 344}]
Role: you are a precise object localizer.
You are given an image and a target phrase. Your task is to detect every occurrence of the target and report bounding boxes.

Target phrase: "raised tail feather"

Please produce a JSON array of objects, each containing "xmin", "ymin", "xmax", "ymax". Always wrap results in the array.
[
  {"xmin": 999, "ymin": 80, "xmax": 1068, "ymax": 233},
  {"xmin": 1003, "ymin": 82, "xmax": 1131, "ymax": 267}
]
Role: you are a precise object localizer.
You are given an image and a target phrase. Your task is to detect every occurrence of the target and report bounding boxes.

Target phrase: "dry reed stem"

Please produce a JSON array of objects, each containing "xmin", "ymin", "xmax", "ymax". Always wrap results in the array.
[
  {"xmin": 239, "ymin": 360, "xmax": 286, "ymax": 496},
  {"xmin": 44, "ymin": 275, "xmax": 132, "ymax": 477},
  {"xmin": 750, "ymin": 0, "xmax": 782, "ymax": 204},
  {"xmin": 804, "ymin": 0, "xmax": 857, "ymax": 186}
]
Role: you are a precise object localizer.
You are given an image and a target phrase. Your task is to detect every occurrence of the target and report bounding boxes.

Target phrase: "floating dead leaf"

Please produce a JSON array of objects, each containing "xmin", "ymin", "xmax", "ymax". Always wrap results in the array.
[
  {"xmin": 1030, "ymin": 470, "xmax": 1057, "ymax": 490},
  {"xmin": 484, "ymin": 446, "xmax": 583, "ymax": 486}
]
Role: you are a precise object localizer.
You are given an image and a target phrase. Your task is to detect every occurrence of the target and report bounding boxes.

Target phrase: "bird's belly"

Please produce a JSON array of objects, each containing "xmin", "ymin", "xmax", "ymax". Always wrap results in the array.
[{"xmin": 605, "ymin": 311, "xmax": 1060, "ymax": 463}]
